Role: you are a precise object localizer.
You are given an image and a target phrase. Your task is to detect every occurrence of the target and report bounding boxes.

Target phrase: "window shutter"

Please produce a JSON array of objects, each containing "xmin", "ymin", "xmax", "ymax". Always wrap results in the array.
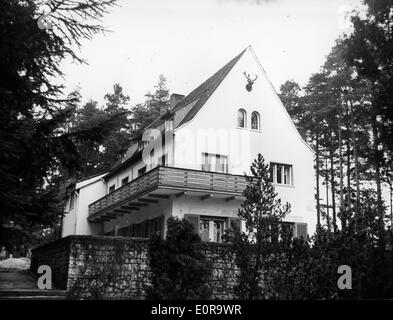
[
  {"xmin": 228, "ymin": 217, "xmax": 241, "ymax": 232},
  {"xmin": 295, "ymin": 223, "xmax": 307, "ymax": 239},
  {"xmin": 184, "ymin": 214, "xmax": 200, "ymax": 234}
]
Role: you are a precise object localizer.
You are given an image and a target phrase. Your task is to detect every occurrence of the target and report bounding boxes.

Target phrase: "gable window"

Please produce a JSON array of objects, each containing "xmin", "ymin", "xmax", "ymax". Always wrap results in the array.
[
  {"xmin": 109, "ymin": 184, "xmax": 115, "ymax": 193},
  {"xmin": 251, "ymin": 111, "xmax": 260, "ymax": 130},
  {"xmin": 270, "ymin": 163, "xmax": 293, "ymax": 185},
  {"xmin": 138, "ymin": 166, "xmax": 146, "ymax": 177},
  {"xmin": 121, "ymin": 177, "xmax": 129, "ymax": 186},
  {"xmin": 237, "ymin": 109, "xmax": 247, "ymax": 128},
  {"xmin": 201, "ymin": 153, "xmax": 228, "ymax": 173}
]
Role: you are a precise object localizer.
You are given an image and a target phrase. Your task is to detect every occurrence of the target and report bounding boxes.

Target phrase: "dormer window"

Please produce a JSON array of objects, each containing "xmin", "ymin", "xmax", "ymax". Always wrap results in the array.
[
  {"xmin": 251, "ymin": 111, "xmax": 260, "ymax": 130},
  {"xmin": 237, "ymin": 109, "xmax": 247, "ymax": 128}
]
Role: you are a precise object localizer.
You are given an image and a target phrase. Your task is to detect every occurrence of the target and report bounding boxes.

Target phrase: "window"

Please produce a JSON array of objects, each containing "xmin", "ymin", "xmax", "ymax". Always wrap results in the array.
[
  {"xmin": 251, "ymin": 111, "xmax": 260, "ymax": 130},
  {"xmin": 279, "ymin": 222, "xmax": 308, "ymax": 239},
  {"xmin": 185, "ymin": 214, "xmax": 241, "ymax": 243},
  {"xmin": 201, "ymin": 153, "xmax": 228, "ymax": 173},
  {"xmin": 129, "ymin": 216, "xmax": 164, "ymax": 238},
  {"xmin": 69, "ymin": 193, "xmax": 75, "ymax": 210},
  {"xmin": 159, "ymin": 153, "xmax": 168, "ymax": 166},
  {"xmin": 138, "ymin": 166, "xmax": 146, "ymax": 177},
  {"xmin": 277, "ymin": 164, "xmax": 283, "ymax": 184},
  {"xmin": 121, "ymin": 177, "xmax": 129, "ymax": 186},
  {"xmin": 280, "ymin": 222, "xmax": 295, "ymax": 238},
  {"xmin": 199, "ymin": 218, "xmax": 226, "ymax": 243},
  {"xmin": 270, "ymin": 163, "xmax": 293, "ymax": 185},
  {"xmin": 237, "ymin": 109, "xmax": 247, "ymax": 128},
  {"xmin": 109, "ymin": 184, "xmax": 115, "ymax": 193},
  {"xmin": 213, "ymin": 220, "xmax": 225, "ymax": 243},
  {"xmin": 199, "ymin": 219, "xmax": 210, "ymax": 242}
]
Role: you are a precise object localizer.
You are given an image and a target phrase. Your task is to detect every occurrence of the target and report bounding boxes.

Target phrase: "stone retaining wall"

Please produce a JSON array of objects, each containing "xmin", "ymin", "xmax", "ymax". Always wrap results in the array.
[
  {"xmin": 30, "ymin": 235, "xmax": 239, "ymax": 299},
  {"xmin": 30, "ymin": 237, "xmax": 71, "ymax": 290}
]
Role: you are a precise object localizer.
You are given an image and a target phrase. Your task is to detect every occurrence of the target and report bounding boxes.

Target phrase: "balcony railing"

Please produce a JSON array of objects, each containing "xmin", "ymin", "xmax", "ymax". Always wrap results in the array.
[{"xmin": 88, "ymin": 166, "xmax": 248, "ymax": 218}]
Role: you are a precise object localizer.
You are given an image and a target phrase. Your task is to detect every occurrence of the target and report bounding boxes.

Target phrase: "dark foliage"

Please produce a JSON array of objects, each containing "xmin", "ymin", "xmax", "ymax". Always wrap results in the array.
[
  {"xmin": 0, "ymin": 0, "xmax": 117, "ymax": 251},
  {"xmin": 146, "ymin": 217, "xmax": 212, "ymax": 300},
  {"xmin": 227, "ymin": 154, "xmax": 393, "ymax": 299}
]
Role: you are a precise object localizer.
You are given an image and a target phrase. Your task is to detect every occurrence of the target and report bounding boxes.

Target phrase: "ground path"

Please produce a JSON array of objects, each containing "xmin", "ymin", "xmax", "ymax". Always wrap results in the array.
[{"xmin": 0, "ymin": 269, "xmax": 66, "ymax": 299}]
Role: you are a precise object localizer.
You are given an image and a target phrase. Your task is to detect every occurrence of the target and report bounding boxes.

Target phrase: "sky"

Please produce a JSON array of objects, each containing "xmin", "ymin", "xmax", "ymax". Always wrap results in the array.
[{"xmin": 60, "ymin": 0, "xmax": 362, "ymax": 106}]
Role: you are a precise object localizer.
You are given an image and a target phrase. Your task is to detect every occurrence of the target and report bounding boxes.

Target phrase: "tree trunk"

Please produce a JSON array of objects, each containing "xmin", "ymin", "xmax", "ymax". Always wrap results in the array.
[
  {"xmin": 346, "ymin": 107, "xmax": 351, "ymax": 212},
  {"xmin": 83, "ymin": 142, "xmax": 89, "ymax": 178},
  {"xmin": 349, "ymin": 98, "xmax": 360, "ymax": 212},
  {"xmin": 325, "ymin": 158, "xmax": 331, "ymax": 231},
  {"xmin": 389, "ymin": 181, "xmax": 393, "ymax": 227},
  {"xmin": 347, "ymin": 133, "xmax": 351, "ymax": 210},
  {"xmin": 316, "ymin": 132, "xmax": 321, "ymax": 227},
  {"xmin": 329, "ymin": 141, "xmax": 337, "ymax": 231},
  {"xmin": 338, "ymin": 108, "xmax": 345, "ymax": 229},
  {"xmin": 371, "ymin": 116, "xmax": 384, "ymax": 232}
]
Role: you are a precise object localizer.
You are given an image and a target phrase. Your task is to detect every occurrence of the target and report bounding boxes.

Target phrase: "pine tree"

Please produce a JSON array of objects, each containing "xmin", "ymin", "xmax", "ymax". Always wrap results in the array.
[
  {"xmin": 131, "ymin": 74, "xmax": 170, "ymax": 136},
  {"xmin": 0, "ymin": 0, "xmax": 117, "ymax": 252},
  {"xmin": 225, "ymin": 154, "xmax": 291, "ymax": 299}
]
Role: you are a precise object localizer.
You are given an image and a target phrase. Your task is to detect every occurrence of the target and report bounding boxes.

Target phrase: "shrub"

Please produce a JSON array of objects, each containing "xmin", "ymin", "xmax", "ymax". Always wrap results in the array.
[{"xmin": 146, "ymin": 217, "xmax": 212, "ymax": 299}]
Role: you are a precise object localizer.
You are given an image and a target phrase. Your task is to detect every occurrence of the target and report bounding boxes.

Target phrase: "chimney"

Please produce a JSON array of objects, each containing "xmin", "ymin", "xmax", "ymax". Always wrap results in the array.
[
  {"xmin": 169, "ymin": 93, "xmax": 185, "ymax": 110},
  {"xmin": 160, "ymin": 94, "xmax": 184, "ymax": 115}
]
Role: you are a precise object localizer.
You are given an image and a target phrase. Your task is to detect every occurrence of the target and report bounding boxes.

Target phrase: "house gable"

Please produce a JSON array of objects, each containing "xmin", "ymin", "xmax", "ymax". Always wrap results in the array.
[
  {"xmin": 175, "ymin": 46, "xmax": 313, "ymax": 155},
  {"xmin": 172, "ymin": 46, "xmax": 317, "ymax": 235}
]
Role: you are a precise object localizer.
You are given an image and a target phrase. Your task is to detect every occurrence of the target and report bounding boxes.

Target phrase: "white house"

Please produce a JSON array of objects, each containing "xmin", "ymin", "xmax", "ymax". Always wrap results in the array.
[{"xmin": 61, "ymin": 46, "xmax": 317, "ymax": 242}]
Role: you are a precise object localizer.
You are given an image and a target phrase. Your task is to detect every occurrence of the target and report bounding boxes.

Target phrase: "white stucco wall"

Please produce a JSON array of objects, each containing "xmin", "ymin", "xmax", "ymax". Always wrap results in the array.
[
  {"xmin": 61, "ymin": 196, "xmax": 78, "ymax": 237},
  {"xmin": 173, "ymin": 48, "xmax": 317, "ymax": 235},
  {"xmin": 75, "ymin": 178, "xmax": 107, "ymax": 235},
  {"xmin": 61, "ymin": 174, "xmax": 107, "ymax": 237}
]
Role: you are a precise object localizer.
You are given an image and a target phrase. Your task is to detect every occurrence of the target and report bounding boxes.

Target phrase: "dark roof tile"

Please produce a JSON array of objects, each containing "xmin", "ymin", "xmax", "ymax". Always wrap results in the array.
[{"xmin": 174, "ymin": 48, "xmax": 247, "ymax": 127}]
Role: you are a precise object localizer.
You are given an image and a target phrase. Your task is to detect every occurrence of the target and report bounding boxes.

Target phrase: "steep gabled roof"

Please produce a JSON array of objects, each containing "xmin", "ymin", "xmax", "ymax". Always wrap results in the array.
[
  {"xmin": 102, "ymin": 48, "xmax": 248, "ymax": 178},
  {"xmin": 141, "ymin": 48, "xmax": 247, "ymax": 131},
  {"xmin": 174, "ymin": 48, "xmax": 247, "ymax": 127}
]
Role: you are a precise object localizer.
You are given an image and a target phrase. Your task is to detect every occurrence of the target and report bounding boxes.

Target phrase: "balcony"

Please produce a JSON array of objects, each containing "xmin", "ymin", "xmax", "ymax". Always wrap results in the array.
[{"xmin": 88, "ymin": 166, "xmax": 247, "ymax": 222}]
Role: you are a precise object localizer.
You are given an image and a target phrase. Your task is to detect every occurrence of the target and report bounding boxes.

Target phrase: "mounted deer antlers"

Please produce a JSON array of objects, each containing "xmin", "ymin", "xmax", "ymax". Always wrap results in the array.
[{"xmin": 243, "ymin": 72, "xmax": 258, "ymax": 92}]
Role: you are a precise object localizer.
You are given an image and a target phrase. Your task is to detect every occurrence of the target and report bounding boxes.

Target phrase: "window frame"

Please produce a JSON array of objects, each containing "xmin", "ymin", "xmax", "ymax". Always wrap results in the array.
[
  {"xmin": 69, "ymin": 192, "xmax": 75, "ymax": 210},
  {"xmin": 237, "ymin": 108, "xmax": 247, "ymax": 128},
  {"xmin": 251, "ymin": 111, "xmax": 260, "ymax": 131},
  {"xmin": 199, "ymin": 216, "xmax": 227, "ymax": 243},
  {"xmin": 138, "ymin": 166, "xmax": 147, "ymax": 177},
  {"xmin": 269, "ymin": 162, "xmax": 294, "ymax": 186},
  {"xmin": 108, "ymin": 184, "xmax": 116, "ymax": 193},
  {"xmin": 201, "ymin": 153, "xmax": 228, "ymax": 173},
  {"xmin": 121, "ymin": 176, "xmax": 129, "ymax": 186}
]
